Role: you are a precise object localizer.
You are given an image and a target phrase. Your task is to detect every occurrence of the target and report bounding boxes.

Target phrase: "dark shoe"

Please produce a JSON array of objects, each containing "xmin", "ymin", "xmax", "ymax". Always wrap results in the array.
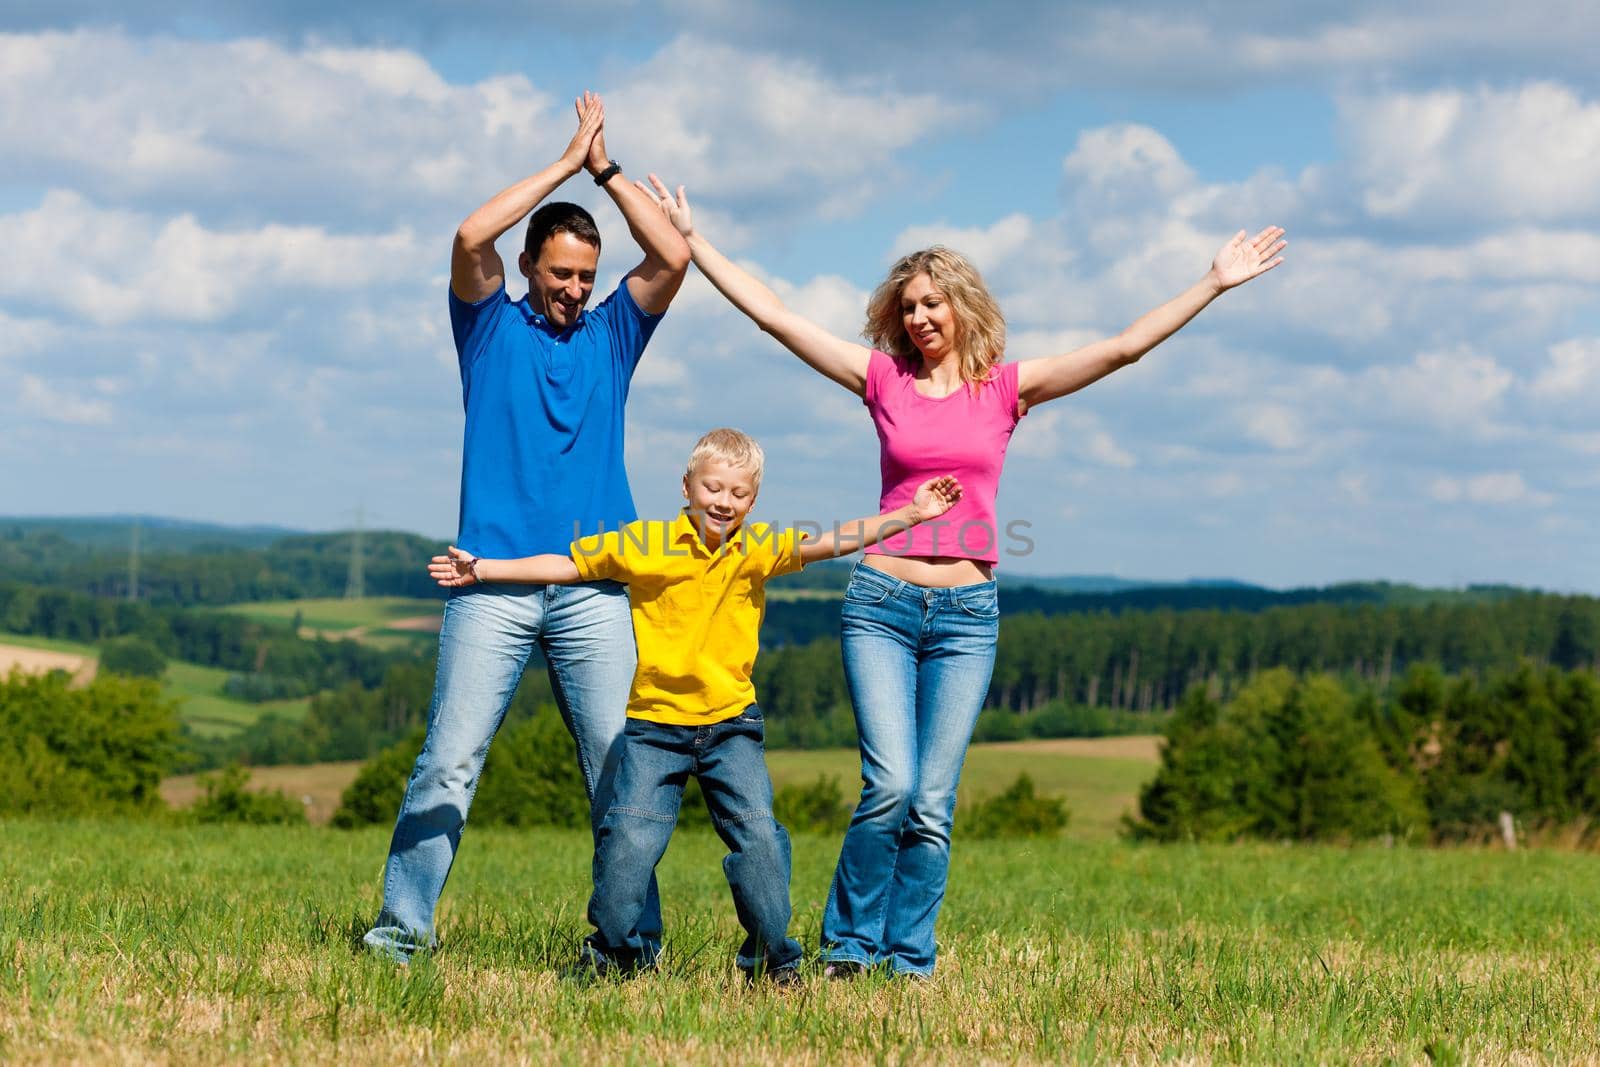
[
  {"xmin": 742, "ymin": 963, "xmax": 804, "ymax": 987},
  {"xmin": 767, "ymin": 965, "xmax": 804, "ymax": 988},
  {"xmin": 822, "ymin": 960, "xmax": 866, "ymax": 980}
]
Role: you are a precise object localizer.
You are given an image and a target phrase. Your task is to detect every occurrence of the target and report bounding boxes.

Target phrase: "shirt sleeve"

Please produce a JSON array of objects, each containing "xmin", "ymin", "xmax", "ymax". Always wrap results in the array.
[
  {"xmin": 996, "ymin": 360, "xmax": 1025, "ymax": 424},
  {"xmin": 745, "ymin": 525, "xmax": 805, "ymax": 581},
  {"xmin": 862, "ymin": 349, "xmax": 895, "ymax": 410},
  {"xmin": 585, "ymin": 282, "xmax": 664, "ymax": 383},
  {"xmin": 448, "ymin": 285, "xmax": 511, "ymax": 374},
  {"xmin": 570, "ymin": 529, "xmax": 629, "ymax": 582}
]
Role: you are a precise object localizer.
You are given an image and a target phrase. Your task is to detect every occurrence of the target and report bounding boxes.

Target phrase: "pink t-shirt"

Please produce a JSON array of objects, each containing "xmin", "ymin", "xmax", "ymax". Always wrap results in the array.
[{"xmin": 862, "ymin": 349, "xmax": 1024, "ymax": 564}]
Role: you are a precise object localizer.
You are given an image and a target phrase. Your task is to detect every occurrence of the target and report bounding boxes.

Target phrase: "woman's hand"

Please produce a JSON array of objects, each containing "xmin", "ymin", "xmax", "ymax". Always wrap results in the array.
[
  {"xmin": 1209, "ymin": 225, "xmax": 1287, "ymax": 292},
  {"xmin": 636, "ymin": 174, "xmax": 694, "ymax": 239},
  {"xmin": 560, "ymin": 91, "xmax": 605, "ymax": 174},
  {"xmin": 427, "ymin": 546, "xmax": 479, "ymax": 587},
  {"xmin": 909, "ymin": 476, "xmax": 964, "ymax": 523}
]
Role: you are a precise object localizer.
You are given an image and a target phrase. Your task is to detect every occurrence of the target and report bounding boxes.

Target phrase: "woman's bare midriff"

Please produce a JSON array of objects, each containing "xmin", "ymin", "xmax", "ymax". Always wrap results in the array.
[{"xmin": 862, "ymin": 554, "xmax": 994, "ymax": 588}]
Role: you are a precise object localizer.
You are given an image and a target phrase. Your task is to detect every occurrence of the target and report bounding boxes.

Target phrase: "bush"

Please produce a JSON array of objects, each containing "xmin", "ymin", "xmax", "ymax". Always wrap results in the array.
[
  {"xmin": 188, "ymin": 764, "xmax": 306, "ymax": 825},
  {"xmin": 332, "ymin": 704, "xmax": 588, "ymax": 830},
  {"xmin": 774, "ymin": 774, "xmax": 851, "ymax": 833},
  {"xmin": 98, "ymin": 635, "xmax": 168, "ymax": 679},
  {"xmin": 962, "ymin": 773, "xmax": 1070, "ymax": 838},
  {"xmin": 1128, "ymin": 670, "xmax": 1428, "ymax": 843},
  {"xmin": 0, "ymin": 669, "xmax": 180, "ymax": 816}
]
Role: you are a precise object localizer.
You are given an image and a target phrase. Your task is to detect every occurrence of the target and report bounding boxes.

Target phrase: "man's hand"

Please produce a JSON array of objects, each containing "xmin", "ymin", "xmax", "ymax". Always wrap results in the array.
[
  {"xmin": 584, "ymin": 92, "xmax": 612, "ymax": 176},
  {"xmin": 638, "ymin": 174, "xmax": 694, "ymax": 239},
  {"xmin": 427, "ymin": 546, "xmax": 479, "ymax": 588},
  {"xmin": 908, "ymin": 476, "xmax": 963, "ymax": 523},
  {"xmin": 560, "ymin": 91, "xmax": 605, "ymax": 175}
]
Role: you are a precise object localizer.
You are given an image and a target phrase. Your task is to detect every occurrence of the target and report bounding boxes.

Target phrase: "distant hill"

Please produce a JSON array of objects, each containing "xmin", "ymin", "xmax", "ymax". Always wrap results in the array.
[
  {"xmin": 0, "ymin": 514, "xmax": 1543, "ymax": 617},
  {"xmin": 0, "ymin": 516, "xmax": 301, "ymax": 553}
]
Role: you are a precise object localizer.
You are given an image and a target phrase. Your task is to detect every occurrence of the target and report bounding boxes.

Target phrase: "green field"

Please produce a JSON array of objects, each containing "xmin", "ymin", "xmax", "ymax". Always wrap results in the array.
[
  {"xmin": 0, "ymin": 631, "xmax": 309, "ymax": 739},
  {"xmin": 221, "ymin": 596, "xmax": 443, "ymax": 635},
  {"xmin": 163, "ymin": 659, "xmax": 311, "ymax": 736},
  {"xmin": 2, "ymin": 820, "xmax": 1596, "ymax": 1063}
]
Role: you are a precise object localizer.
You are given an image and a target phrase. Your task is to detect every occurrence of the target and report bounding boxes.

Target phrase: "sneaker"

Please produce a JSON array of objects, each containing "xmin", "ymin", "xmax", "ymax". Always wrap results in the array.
[{"xmin": 822, "ymin": 960, "xmax": 866, "ymax": 980}]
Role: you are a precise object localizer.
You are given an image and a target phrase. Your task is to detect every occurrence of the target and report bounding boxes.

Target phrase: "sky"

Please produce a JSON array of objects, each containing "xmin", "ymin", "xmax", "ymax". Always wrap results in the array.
[{"xmin": 2, "ymin": 1, "xmax": 1597, "ymax": 590}]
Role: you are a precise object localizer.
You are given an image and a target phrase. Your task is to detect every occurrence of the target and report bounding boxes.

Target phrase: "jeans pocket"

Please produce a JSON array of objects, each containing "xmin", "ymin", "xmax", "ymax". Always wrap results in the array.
[
  {"xmin": 955, "ymin": 585, "xmax": 1000, "ymax": 619},
  {"xmin": 842, "ymin": 572, "xmax": 894, "ymax": 607}
]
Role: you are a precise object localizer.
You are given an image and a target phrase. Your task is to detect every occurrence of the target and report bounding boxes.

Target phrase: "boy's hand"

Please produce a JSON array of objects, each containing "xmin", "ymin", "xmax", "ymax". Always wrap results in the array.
[
  {"xmin": 908, "ymin": 476, "xmax": 963, "ymax": 522},
  {"xmin": 428, "ymin": 546, "xmax": 480, "ymax": 587},
  {"xmin": 637, "ymin": 174, "xmax": 694, "ymax": 238}
]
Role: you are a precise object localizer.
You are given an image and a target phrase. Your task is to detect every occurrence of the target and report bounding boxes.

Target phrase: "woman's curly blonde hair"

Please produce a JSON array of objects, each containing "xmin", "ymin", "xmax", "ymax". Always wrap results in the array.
[{"xmin": 863, "ymin": 246, "xmax": 1006, "ymax": 387}]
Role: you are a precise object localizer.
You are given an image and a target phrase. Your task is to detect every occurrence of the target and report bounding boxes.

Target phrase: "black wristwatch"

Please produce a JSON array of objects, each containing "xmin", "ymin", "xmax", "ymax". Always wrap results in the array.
[{"xmin": 593, "ymin": 160, "xmax": 622, "ymax": 186}]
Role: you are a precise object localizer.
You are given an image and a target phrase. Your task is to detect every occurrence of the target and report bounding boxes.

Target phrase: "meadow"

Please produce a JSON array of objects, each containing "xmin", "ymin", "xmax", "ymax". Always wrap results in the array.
[{"xmin": 3, "ymin": 819, "xmax": 1597, "ymax": 1064}]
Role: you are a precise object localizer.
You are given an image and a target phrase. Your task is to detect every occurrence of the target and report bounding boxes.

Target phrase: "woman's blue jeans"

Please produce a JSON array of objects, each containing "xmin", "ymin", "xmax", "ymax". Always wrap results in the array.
[
  {"xmin": 821, "ymin": 562, "xmax": 999, "ymax": 976},
  {"xmin": 362, "ymin": 581, "xmax": 659, "ymax": 960}
]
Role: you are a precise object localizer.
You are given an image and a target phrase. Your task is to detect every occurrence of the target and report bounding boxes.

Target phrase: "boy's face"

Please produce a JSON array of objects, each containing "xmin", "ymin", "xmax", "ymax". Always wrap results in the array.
[{"xmin": 682, "ymin": 458, "xmax": 759, "ymax": 546}]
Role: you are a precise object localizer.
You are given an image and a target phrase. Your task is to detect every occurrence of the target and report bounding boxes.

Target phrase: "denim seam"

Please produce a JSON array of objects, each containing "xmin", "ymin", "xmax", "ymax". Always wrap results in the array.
[
  {"xmin": 609, "ymin": 805, "xmax": 676, "ymax": 824},
  {"xmin": 715, "ymin": 808, "xmax": 774, "ymax": 825}
]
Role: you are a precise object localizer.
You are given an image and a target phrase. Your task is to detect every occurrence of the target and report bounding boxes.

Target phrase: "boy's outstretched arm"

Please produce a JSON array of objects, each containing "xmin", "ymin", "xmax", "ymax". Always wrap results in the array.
[
  {"xmin": 428, "ymin": 546, "xmax": 581, "ymax": 587},
  {"xmin": 798, "ymin": 477, "xmax": 963, "ymax": 565}
]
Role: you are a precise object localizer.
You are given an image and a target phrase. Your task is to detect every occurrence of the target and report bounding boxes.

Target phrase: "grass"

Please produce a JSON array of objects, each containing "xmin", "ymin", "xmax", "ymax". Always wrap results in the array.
[
  {"xmin": 220, "ymin": 596, "xmax": 443, "ymax": 636},
  {"xmin": 0, "ymin": 631, "xmax": 102, "ymax": 654},
  {"xmin": 2, "ymin": 819, "xmax": 1598, "ymax": 1063}
]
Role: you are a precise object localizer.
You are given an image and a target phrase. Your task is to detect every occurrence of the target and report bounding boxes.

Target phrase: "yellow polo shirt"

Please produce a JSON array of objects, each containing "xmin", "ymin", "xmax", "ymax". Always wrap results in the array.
[{"xmin": 570, "ymin": 512, "xmax": 806, "ymax": 725}]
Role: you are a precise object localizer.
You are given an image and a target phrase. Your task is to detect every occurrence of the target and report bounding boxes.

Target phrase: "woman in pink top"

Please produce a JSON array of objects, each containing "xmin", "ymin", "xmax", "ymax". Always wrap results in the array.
[{"xmin": 639, "ymin": 176, "xmax": 1285, "ymax": 978}]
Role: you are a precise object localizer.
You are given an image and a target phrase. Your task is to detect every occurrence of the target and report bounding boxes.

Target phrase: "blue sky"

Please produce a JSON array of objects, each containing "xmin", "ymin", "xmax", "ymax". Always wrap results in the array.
[{"xmin": 2, "ymin": 1, "xmax": 1597, "ymax": 590}]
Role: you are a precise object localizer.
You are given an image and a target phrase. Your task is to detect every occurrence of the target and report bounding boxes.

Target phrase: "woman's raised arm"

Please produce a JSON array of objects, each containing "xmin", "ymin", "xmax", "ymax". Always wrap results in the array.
[
  {"xmin": 638, "ymin": 176, "xmax": 872, "ymax": 396},
  {"xmin": 1017, "ymin": 225, "xmax": 1286, "ymax": 410}
]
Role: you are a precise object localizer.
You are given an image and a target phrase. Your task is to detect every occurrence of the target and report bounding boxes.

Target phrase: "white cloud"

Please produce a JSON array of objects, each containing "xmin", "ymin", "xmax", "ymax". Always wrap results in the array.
[
  {"xmin": 1344, "ymin": 83, "xmax": 1600, "ymax": 225},
  {"xmin": 0, "ymin": 190, "xmax": 421, "ymax": 325},
  {"xmin": 18, "ymin": 374, "xmax": 114, "ymax": 425},
  {"xmin": 1527, "ymin": 337, "xmax": 1600, "ymax": 399},
  {"xmin": 1361, "ymin": 349, "xmax": 1512, "ymax": 431},
  {"xmin": 1242, "ymin": 405, "xmax": 1306, "ymax": 451},
  {"xmin": 1430, "ymin": 472, "xmax": 1553, "ymax": 506}
]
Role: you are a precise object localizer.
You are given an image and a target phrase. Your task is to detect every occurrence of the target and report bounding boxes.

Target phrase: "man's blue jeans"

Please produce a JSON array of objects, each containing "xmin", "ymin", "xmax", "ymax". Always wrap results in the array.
[
  {"xmin": 821, "ymin": 562, "xmax": 999, "ymax": 977},
  {"xmin": 363, "ymin": 581, "xmax": 661, "ymax": 960},
  {"xmin": 586, "ymin": 708, "xmax": 803, "ymax": 974}
]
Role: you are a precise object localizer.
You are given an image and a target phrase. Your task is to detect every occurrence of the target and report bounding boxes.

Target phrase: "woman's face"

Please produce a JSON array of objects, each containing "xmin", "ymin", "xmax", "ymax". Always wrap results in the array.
[{"xmin": 900, "ymin": 272, "xmax": 957, "ymax": 361}]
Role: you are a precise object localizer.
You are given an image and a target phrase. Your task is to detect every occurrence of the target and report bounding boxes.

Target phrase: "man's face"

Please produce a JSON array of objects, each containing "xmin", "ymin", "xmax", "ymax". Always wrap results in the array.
[{"xmin": 520, "ymin": 231, "xmax": 599, "ymax": 330}]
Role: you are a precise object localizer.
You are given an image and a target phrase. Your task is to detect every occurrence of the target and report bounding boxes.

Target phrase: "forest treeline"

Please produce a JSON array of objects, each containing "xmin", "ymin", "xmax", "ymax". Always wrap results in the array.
[
  {"xmin": 191, "ymin": 591, "xmax": 1600, "ymax": 766},
  {"xmin": 1131, "ymin": 664, "xmax": 1600, "ymax": 843}
]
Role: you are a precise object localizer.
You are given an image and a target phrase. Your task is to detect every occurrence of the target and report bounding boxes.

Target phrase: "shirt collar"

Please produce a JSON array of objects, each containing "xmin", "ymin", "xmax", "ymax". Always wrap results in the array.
[{"xmin": 672, "ymin": 509, "xmax": 746, "ymax": 556}]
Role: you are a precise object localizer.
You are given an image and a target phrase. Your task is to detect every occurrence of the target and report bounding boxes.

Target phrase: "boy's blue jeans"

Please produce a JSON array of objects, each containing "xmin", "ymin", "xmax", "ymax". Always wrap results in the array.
[
  {"xmin": 586, "ymin": 707, "xmax": 803, "ymax": 974},
  {"xmin": 822, "ymin": 562, "xmax": 999, "ymax": 977},
  {"xmin": 363, "ymin": 581, "xmax": 662, "ymax": 960}
]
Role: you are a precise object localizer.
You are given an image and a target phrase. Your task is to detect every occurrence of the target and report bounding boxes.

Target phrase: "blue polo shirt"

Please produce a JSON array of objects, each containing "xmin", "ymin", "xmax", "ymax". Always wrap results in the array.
[{"xmin": 449, "ymin": 282, "xmax": 662, "ymax": 559}]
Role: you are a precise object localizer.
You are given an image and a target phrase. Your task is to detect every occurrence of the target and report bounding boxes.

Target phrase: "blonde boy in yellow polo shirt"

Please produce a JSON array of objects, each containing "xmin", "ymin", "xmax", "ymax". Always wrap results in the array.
[{"xmin": 428, "ymin": 428, "xmax": 961, "ymax": 981}]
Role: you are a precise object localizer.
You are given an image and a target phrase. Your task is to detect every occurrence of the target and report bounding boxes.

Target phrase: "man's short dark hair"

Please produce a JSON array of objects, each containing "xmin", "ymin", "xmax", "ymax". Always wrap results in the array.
[{"xmin": 525, "ymin": 202, "xmax": 602, "ymax": 261}]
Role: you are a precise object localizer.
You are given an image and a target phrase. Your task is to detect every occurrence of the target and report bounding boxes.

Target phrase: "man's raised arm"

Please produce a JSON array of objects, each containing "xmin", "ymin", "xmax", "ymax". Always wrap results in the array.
[
  {"xmin": 450, "ymin": 93, "xmax": 607, "ymax": 303},
  {"xmin": 581, "ymin": 99, "xmax": 691, "ymax": 314}
]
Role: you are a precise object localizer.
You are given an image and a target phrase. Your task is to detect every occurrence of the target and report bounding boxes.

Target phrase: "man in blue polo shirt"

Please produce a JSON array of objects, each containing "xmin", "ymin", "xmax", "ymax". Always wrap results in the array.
[{"xmin": 364, "ymin": 92, "xmax": 690, "ymax": 961}]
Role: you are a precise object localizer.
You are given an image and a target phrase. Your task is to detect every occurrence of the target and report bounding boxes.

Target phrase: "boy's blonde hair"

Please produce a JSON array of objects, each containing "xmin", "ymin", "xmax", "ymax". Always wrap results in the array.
[
  {"xmin": 684, "ymin": 427, "xmax": 765, "ymax": 490},
  {"xmin": 863, "ymin": 245, "xmax": 1007, "ymax": 388}
]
